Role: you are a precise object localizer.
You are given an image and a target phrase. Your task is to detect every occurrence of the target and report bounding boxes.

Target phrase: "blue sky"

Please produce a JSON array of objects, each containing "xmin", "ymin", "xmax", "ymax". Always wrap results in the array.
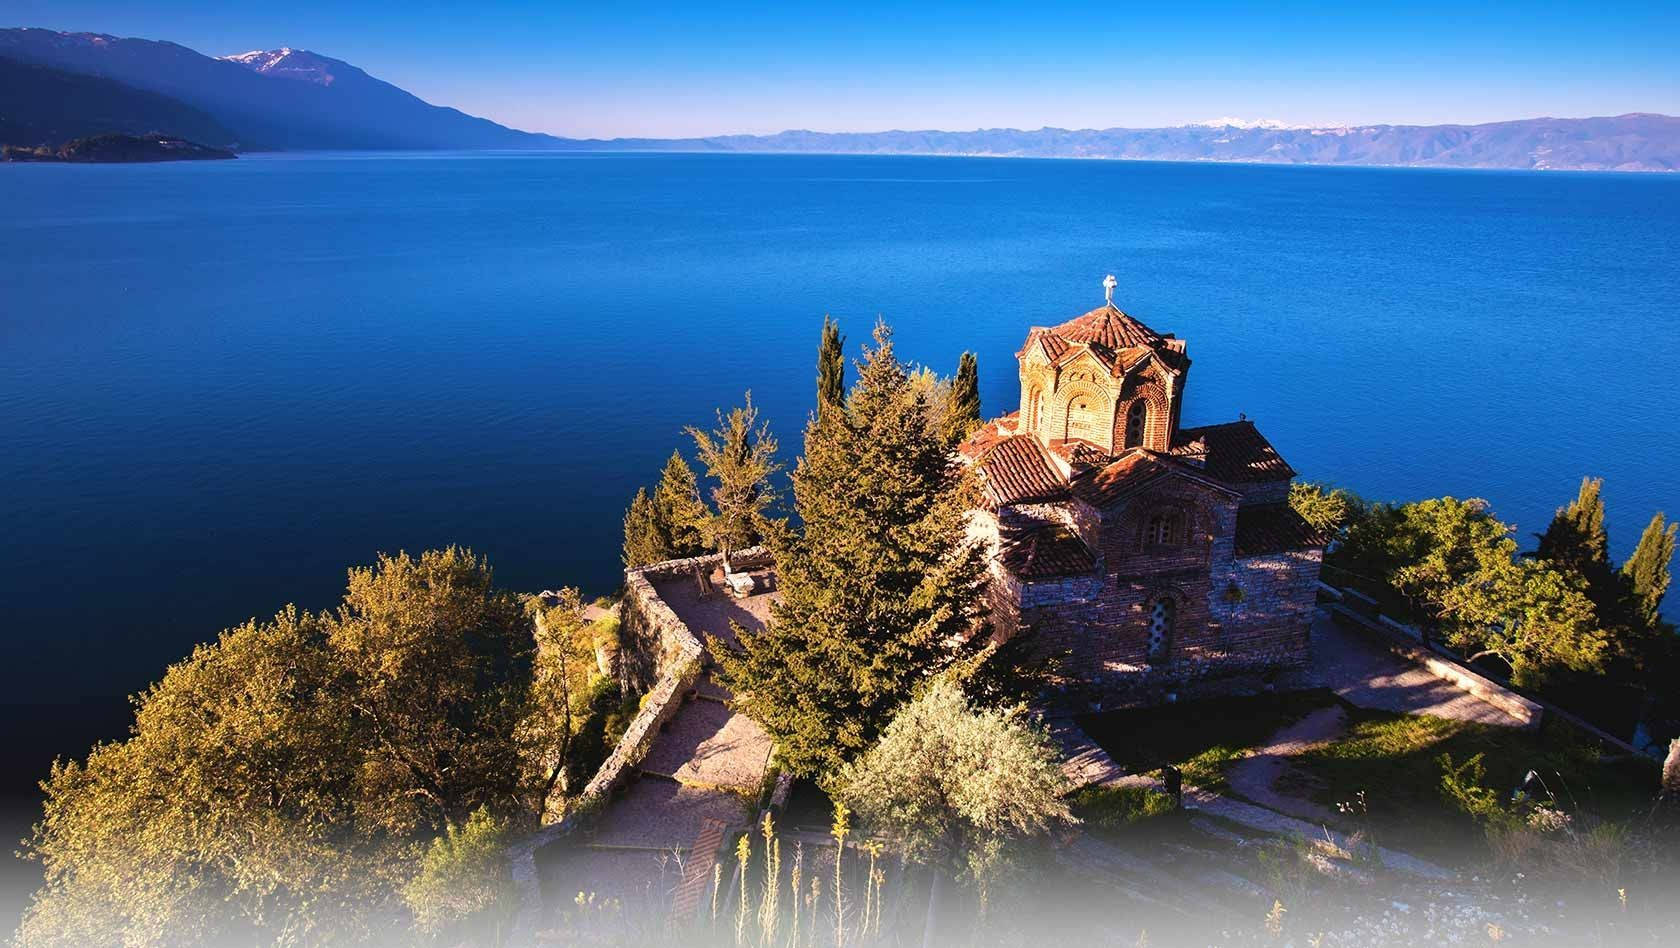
[{"xmin": 7, "ymin": 1, "xmax": 1679, "ymax": 137}]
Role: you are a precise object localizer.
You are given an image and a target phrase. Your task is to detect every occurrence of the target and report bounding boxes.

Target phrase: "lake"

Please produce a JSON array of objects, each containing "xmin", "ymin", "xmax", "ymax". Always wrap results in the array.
[{"xmin": 1, "ymin": 151, "xmax": 1677, "ymax": 815}]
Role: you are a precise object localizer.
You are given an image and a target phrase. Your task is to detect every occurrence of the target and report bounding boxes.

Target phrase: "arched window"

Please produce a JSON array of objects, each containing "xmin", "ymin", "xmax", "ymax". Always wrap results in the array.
[
  {"xmin": 1026, "ymin": 385, "xmax": 1043, "ymax": 432},
  {"xmin": 1124, "ymin": 399, "xmax": 1148, "ymax": 449},
  {"xmin": 1144, "ymin": 509, "xmax": 1183, "ymax": 546},
  {"xmin": 1063, "ymin": 390, "xmax": 1107, "ymax": 443},
  {"xmin": 1147, "ymin": 596, "xmax": 1176, "ymax": 663}
]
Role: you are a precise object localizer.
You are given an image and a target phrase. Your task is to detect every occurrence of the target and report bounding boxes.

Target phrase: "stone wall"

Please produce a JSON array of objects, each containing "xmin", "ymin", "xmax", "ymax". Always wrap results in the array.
[
  {"xmin": 619, "ymin": 551, "xmax": 731, "ymax": 692},
  {"xmin": 1013, "ymin": 480, "xmax": 1320, "ymax": 708},
  {"xmin": 534, "ymin": 550, "xmax": 762, "ymax": 819},
  {"xmin": 574, "ymin": 650, "xmax": 704, "ymax": 805}
]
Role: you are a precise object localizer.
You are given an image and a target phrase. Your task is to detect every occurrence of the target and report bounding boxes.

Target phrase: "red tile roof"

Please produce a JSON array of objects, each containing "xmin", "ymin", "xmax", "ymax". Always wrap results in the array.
[
  {"xmin": 1018, "ymin": 303, "xmax": 1189, "ymax": 377},
  {"xmin": 977, "ymin": 435, "xmax": 1068, "ymax": 506},
  {"xmin": 1234, "ymin": 503, "xmax": 1327, "ymax": 556},
  {"xmin": 958, "ymin": 412, "xmax": 1018, "ymax": 460},
  {"xmin": 1172, "ymin": 420, "xmax": 1296, "ymax": 484},
  {"xmin": 1046, "ymin": 437, "xmax": 1108, "ymax": 470},
  {"xmin": 1052, "ymin": 303, "xmax": 1166, "ymax": 351},
  {"xmin": 998, "ymin": 520, "xmax": 1096, "ymax": 579},
  {"xmin": 1022, "ymin": 328, "xmax": 1071, "ymax": 362},
  {"xmin": 1070, "ymin": 449, "xmax": 1240, "ymax": 508}
]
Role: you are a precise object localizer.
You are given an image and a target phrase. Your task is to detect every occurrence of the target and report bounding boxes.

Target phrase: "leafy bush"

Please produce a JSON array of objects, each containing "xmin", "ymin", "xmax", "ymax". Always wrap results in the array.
[{"xmin": 403, "ymin": 807, "xmax": 517, "ymax": 944}]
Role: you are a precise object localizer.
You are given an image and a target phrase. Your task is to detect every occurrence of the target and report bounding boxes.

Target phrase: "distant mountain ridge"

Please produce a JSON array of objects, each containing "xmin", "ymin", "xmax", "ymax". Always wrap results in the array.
[
  {"xmin": 558, "ymin": 115, "xmax": 1680, "ymax": 172},
  {"xmin": 2, "ymin": 27, "xmax": 1677, "ymax": 171}
]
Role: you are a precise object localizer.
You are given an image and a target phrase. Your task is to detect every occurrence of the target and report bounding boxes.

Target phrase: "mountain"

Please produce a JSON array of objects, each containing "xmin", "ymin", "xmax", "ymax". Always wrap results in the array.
[
  {"xmin": 0, "ymin": 55, "xmax": 238, "ymax": 148},
  {"xmin": 550, "ymin": 115, "xmax": 1680, "ymax": 172},
  {"xmin": 221, "ymin": 48, "xmax": 339, "ymax": 85},
  {"xmin": 0, "ymin": 28, "xmax": 558, "ymax": 150},
  {"xmin": 2, "ymin": 27, "xmax": 1675, "ymax": 171}
]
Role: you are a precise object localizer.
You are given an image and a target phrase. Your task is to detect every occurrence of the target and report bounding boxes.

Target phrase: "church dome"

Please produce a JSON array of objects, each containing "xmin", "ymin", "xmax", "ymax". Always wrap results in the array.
[{"xmin": 1049, "ymin": 302, "xmax": 1166, "ymax": 353}]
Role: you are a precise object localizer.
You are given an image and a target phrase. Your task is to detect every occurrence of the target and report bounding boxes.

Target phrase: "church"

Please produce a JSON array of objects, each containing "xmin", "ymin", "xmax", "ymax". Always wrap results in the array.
[{"xmin": 959, "ymin": 277, "xmax": 1327, "ymax": 704}]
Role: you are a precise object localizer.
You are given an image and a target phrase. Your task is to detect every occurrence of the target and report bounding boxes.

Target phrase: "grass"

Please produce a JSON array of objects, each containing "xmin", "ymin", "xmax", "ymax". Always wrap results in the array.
[
  {"xmin": 1284, "ymin": 709, "xmax": 1659, "ymax": 865},
  {"xmin": 1069, "ymin": 784, "xmax": 1178, "ymax": 833},
  {"xmin": 1076, "ymin": 688, "xmax": 1338, "ymax": 793}
]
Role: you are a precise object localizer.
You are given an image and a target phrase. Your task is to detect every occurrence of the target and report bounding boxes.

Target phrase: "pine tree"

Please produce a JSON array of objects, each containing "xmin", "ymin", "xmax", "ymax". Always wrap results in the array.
[
  {"xmin": 1536, "ymin": 476, "xmax": 1618, "ymax": 616},
  {"xmin": 688, "ymin": 393, "xmax": 780, "ymax": 558},
  {"xmin": 621, "ymin": 487, "xmax": 669, "ymax": 568},
  {"xmin": 716, "ymin": 322, "xmax": 990, "ymax": 777},
  {"xmin": 1622, "ymin": 512, "xmax": 1677, "ymax": 634},
  {"xmin": 652, "ymin": 450, "xmax": 710, "ymax": 557},
  {"xmin": 817, "ymin": 315, "xmax": 846, "ymax": 416},
  {"xmin": 944, "ymin": 350, "xmax": 981, "ymax": 445}
]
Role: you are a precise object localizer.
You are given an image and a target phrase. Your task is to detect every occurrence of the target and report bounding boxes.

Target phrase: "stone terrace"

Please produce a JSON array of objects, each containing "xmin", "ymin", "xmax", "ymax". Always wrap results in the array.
[{"xmin": 536, "ymin": 559, "xmax": 780, "ymax": 917}]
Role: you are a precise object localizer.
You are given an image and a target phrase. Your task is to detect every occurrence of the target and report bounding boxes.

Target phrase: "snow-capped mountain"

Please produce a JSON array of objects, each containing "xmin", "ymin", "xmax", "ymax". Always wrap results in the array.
[
  {"xmin": 0, "ymin": 28, "xmax": 559, "ymax": 150},
  {"xmin": 220, "ymin": 48, "xmax": 341, "ymax": 86},
  {"xmin": 1191, "ymin": 117, "xmax": 1305, "ymax": 130}
]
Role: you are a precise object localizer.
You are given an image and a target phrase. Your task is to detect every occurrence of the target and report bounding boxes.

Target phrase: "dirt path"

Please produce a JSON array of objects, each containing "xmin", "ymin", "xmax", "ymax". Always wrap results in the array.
[{"xmin": 1224, "ymin": 704, "xmax": 1348, "ymax": 822}]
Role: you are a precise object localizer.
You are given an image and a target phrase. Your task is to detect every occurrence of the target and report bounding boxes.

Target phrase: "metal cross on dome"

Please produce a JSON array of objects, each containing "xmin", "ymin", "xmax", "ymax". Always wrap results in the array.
[{"xmin": 1103, "ymin": 274, "xmax": 1117, "ymax": 304}]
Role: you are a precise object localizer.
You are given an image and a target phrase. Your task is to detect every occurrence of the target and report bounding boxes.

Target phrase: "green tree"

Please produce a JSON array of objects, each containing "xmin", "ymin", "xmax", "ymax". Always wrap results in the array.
[
  {"xmin": 944, "ymin": 350, "xmax": 982, "ymax": 445},
  {"xmin": 621, "ymin": 486, "xmax": 669, "ymax": 568},
  {"xmin": 717, "ymin": 322, "xmax": 990, "ymax": 776},
  {"xmin": 519, "ymin": 588, "xmax": 599, "ymax": 818},
  {"xmin": 402, "ymin": 807, "xmax": 518, "ymax": 946},
  {"xmin": 19, "ymin": 548, "xmax": 548, "ymax": 947},
  {"xmin": 329, "ymin": 548, "xmax": 535, "ymax": 833},
  {"xmin": 1437, "ymin": 556, "xmax": 1608, "ymax": 688},
  {"xmin": 817, "ymin": 314, "xmax": 846, "ymax": 416},
  {"xmin": 907, "ymin": 364, "xmax": 951, "ymax": 440},
  {"xmin": 688, "ymin": 392, "xmax": 780, "ymax": 557},
  {"xmin": 1336, "ymin": 497, "xmax": 1607, "ymax": 687},
  {"xmin": 652, "ymin": 450, "xmax": 710, "ymax": 557},
  {"xmin": 833, "ymin": 680, "xmax": 1073, "ymax": 888},
  {"xmin": 1622, "ymin": 512, "xmax": 1677, "ymax": 635},
  {"xmin": 1288, "ymin": 481, "xmax": 1365, "ymax": 536},
  {"xmin": 1535, "ymin": 476, "xmax": 1616, "ymax": 609},
  {"xmin": 19, "ymin": 607, "xmax": 397, "ymax": 947}
]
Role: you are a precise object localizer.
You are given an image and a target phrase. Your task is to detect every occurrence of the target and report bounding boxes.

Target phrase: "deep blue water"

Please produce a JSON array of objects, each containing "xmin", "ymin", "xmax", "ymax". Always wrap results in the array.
[{"xmin": 2, "ymin": 152, "xmax": 1678, "ymax": 778}]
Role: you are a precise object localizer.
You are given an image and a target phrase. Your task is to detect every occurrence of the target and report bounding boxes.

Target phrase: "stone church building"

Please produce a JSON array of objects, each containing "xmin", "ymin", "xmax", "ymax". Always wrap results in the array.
[{"xmin": 959, "ymin": 278, "xmax": 1326, "ymax": 704}]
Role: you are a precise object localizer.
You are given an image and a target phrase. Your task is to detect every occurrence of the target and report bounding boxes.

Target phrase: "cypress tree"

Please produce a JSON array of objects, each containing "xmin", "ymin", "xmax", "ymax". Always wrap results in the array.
[
  {"xmin": 688, "ymin": 393, "xmax": 780, "ymax": 558},
  {"xmin": 1622, "ymin": 512, "xmax": 1677, "ymax": 633},
  {"xmin": 1536, "ymin": 476, "xmax": 1616, "ymax": 611},
  {"xmin": 817, "ymin": 315, "xmax": 846, "ymax": 416},
  {"xmin": 716, "ymin": 321, "xmax": 990, "ymax": 777},
  {"xmin": 652, "ymin": 450, "xmax": 710, "ymax": 557},
  {"xmin": 621, "ymin": 487, "xmax": 669, "ymax": 568},
  {"xmin": 944, "ymin": 350, "xmax": 982, "ymax": 445}
]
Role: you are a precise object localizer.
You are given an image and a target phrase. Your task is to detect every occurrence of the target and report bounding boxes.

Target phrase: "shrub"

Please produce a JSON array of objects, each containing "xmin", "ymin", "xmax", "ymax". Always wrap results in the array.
[{"xmin": 403, "ymin": 807, "xmax": 517, "ymax": 944}]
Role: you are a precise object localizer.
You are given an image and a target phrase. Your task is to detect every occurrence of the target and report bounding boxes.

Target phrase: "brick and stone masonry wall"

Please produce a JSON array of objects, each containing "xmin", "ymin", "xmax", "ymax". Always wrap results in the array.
[{"xmin": 1007, "ymin": 476, "xmax": 1321, "ymax": 705}]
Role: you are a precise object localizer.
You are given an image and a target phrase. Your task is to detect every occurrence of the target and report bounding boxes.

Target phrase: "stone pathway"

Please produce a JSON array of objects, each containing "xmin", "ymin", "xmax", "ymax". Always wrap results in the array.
[
  {"xmin": 639, "ymin": 688, "xmax": 774, "ymax": 789},
  {"xmin": 1305, "ymin": 611, "xmax": 1521, "ymax": 727}
]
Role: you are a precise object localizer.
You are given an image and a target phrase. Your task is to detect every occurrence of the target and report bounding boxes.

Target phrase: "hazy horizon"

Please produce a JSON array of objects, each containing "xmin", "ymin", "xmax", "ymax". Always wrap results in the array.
[{"xmin": 6, "ymin": 0, "xmax": 1679, "ymax": 139}]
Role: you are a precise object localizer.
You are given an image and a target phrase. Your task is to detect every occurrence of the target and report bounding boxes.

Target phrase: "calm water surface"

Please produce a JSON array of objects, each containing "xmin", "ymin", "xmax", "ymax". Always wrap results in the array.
[{"xmin": 2, "ymin": 151, "xmax": 1678, "ymax": 796}]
